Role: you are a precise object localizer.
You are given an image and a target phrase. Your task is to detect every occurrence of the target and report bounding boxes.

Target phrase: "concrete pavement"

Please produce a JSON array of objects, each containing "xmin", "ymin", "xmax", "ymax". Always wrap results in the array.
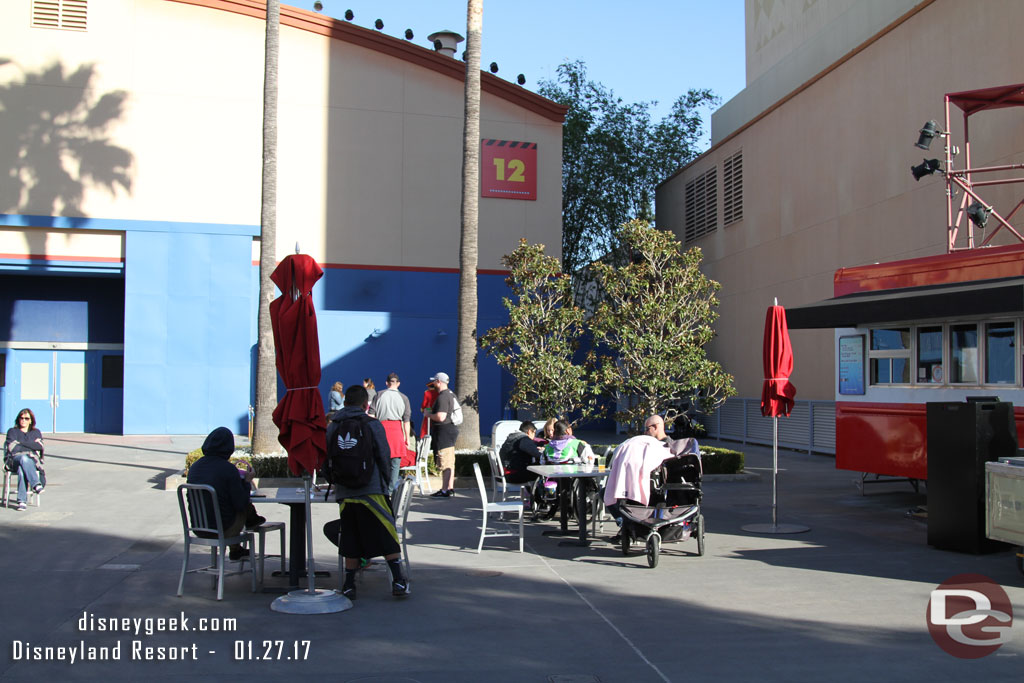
[{"xmin": 1, "ymin": 433, "xmax": 1021, "ymax": 681}]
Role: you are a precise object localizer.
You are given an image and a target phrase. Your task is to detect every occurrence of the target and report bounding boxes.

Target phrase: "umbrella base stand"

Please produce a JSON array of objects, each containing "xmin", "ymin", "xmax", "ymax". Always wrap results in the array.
[
  {"xmin": 741, "ymin": 522, "xmax": 810, "ymax": 534},
  {"xmin": 271, "ymin": 588, "xmax": 352, "ymax": 614}
]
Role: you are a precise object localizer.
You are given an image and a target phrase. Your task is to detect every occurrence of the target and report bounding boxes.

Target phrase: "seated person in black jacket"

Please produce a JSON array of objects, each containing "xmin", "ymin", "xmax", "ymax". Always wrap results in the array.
[
  {"xmin": 499, "ymin": 421, "xmax": 543, "ymax": 485},
  {"xmin": 186, "ymin": 427, "xmax": 265, "ymax": 561}
]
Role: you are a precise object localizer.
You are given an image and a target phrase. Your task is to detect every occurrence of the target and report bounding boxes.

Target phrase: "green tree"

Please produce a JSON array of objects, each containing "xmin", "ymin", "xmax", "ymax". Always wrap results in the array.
[
  {"xmin": 253, "ymin": 0, "xmax": 280, "ymax": 455},
  {"xmin": 589, "ymin": 220, "xmax": 734, "ymax": 430},
  {"xmin": 481, "ymin": 240, "xmax": 600, "ymax": 425},
  {"xmin": 455, "ymin": 0, "xmax": 483, "ymax": 448},
  {"xmin": 538, "ymin": 61, "xmax": 717, "ymax": 283}
]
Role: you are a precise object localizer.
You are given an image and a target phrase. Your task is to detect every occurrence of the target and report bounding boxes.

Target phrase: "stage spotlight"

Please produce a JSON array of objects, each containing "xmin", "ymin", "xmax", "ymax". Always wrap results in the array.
[
  {"xmin": 967, "ymin": 202, "xmax": 992, "ymax": 229},
  {"xmin": 911, "ymin": 158, "xmax": 942, "ymax": 181},
  {"xmin": 915, "ymin": 120, "xmax": 942, "ymax": 150}
]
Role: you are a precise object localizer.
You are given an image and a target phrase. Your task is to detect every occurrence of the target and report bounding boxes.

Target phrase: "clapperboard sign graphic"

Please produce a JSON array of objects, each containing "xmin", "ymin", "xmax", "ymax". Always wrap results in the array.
[{"xmin": 480, "ymin": 139, "xmax": 537, "ymax": 200}]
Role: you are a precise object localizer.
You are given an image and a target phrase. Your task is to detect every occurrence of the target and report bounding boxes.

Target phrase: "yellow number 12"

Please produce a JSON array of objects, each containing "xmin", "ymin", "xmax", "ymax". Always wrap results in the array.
[{"xmin": 493, "ymin": 158, "xmax": 526, "ymax": 182}]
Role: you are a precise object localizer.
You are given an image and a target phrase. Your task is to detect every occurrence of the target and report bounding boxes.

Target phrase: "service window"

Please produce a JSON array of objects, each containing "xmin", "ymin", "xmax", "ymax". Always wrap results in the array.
[
  {"xmin": 916, "ymin": 326, "xmax": 943, "ymax": 383},
  {"xmin": 984, "ymin": 321, "xmax": 1015, "ymax": 384},
  {"xmin": 870, "ymin": 327, "xmax": 910, "ymax": 384},
  {"xmin": 949, "ymin": 323, "xmax": 979, "ymax": 384}
]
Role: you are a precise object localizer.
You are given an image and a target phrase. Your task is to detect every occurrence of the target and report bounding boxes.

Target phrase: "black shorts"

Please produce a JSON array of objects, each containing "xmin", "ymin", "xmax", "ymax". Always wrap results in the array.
[{"xmin": 338, "ymin": 495, "xmax": 400, "ymax": 560}]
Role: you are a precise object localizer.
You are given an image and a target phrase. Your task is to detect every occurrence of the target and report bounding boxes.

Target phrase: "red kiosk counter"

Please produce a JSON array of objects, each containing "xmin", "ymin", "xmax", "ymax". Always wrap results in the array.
[{"xmin": 786, "ymin": 244, "xmax": 1024, "ymax": 481}]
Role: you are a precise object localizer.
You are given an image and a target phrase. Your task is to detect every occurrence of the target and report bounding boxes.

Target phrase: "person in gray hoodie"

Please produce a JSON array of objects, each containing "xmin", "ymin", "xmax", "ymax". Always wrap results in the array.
[{"xmin": 326, "ymin": 384, "xmax": 409, "ymax": 599}]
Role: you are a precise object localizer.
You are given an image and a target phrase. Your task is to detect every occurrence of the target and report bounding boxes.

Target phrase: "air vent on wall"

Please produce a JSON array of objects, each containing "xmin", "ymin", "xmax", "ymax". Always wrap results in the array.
[
  {"xmin": 32, "ymin": 0, "xmax": 87, "ymax": 32},
  {"xmin": 723, "ymin": 149, "xmax": 743, "ymax": 226},
  {"xmin": 684, "ymin": 167, "xmax": 718, "ymax": 243}
]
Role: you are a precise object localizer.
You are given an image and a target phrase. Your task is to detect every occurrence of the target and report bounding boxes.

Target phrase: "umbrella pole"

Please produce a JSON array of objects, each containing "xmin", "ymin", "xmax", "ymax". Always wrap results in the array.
[
  {"xmin": 772, "ymin": 416, "xmax": 778, "ymax": 528},
  {"xmin": 271, "ymin": 471, "xmax": 351, "ymax": 613},
  {"xmin": 304, "ymin": 473, "xmax": 316, "ymax": 594}
]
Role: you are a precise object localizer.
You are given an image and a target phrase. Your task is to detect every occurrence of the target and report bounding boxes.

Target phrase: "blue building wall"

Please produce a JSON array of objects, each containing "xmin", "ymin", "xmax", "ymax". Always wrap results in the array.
[
  {"xmin": 2, "ymin": 219, "xmax": 513, "ymax": 437},
  {"xmin": 124, "ymin": 231, "xmax": 253, "ymax": 434},
  {"xmin": 0, "ymin": 274, "xmax": 124, "ymax": 343},
  {"xmin": 253, "ymin": 266, "xmax": 511, "ymax": 438}
]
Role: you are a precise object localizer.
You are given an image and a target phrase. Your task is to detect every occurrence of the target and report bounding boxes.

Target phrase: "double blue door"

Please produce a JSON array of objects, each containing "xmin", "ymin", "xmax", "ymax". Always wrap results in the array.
[{"xmin": 4, "ymin": 350, "xmax": 122, "ymax": 433}]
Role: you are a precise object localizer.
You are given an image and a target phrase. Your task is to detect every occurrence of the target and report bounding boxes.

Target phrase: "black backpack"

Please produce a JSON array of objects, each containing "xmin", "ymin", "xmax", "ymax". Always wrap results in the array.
[{"xmin": 322, "ymin": 414, "xmax": 376, "ymax": 490}]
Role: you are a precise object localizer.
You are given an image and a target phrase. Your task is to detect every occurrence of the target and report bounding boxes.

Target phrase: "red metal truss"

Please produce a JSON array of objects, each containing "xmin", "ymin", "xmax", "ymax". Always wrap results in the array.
[{"xmin": 937, "ymin": 83, "xmax": 1024, "ymax": 251}]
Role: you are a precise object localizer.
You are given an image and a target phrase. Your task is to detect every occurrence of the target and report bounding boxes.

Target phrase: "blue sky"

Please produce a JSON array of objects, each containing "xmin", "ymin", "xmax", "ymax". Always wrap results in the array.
[{"xmin": 291, "ymin": 1, "xmax": 746, "ymax": 150}]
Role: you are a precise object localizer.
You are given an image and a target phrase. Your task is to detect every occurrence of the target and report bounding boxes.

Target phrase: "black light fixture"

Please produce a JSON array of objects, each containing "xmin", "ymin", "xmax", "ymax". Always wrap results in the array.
[
  {"xmin": 433, "ymin": 39, "xmax": 443, "ymax": 51},
  {"xmin": 374, "ymin": 18, "xmax": 383, "ymax": 30},
  {"xmin": 915, "ymin": 120, "xmax": 942, "ymax": 150},
  {"xmin": 516, "ymin": 73, "xmax": 525, "ymax": 85},
  {"xmin": 344, "ymin": 9, "xmax": 353, "ymax": 20},
  {"xmin": 404, "ymin": 28, "xmax": 414, "ymax": 40},
  {"xmin": 967, "ymin": 201, "xmax": 992, "ymax": 229},
  {"xmin": 911, "ymin": 158, "xmax": 942, "ymax": 181},
  {"xmin": 313, "ymin": 0, "xmax": 323, "ymax": 11},
  {"xmin": 489, "ymin": 62, "xmax": 498, "ymax": 73}
]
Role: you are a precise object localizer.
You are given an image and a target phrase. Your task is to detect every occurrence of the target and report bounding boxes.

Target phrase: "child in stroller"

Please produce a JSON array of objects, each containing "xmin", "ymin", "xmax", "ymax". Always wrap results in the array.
[
  {"xmin": 522, "ymin": 420, "xmax": 597, "ymax": 520},
  {"xmin": 603, "ymin": 435, "xmax": 704, "ymax": 567}
]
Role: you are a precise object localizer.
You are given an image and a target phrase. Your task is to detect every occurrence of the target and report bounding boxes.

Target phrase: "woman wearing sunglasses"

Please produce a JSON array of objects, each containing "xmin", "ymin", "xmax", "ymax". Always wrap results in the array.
[{"xmin": 4, "ymin": 409, "xmax": 45, "ymax": 511}]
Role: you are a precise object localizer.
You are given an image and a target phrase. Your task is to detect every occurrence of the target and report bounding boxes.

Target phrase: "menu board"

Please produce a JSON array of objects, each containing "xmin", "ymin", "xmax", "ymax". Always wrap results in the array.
[{"xmin": 839, "ymin": 335, "xmax": 865, "ymax": 395}]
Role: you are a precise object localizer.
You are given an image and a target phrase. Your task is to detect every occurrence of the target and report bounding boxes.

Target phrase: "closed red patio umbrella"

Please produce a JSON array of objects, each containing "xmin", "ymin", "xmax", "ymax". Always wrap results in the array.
[
  {"xmin": 761, "ymin": 304, "xmax": 796, "ymax": 418},
  {"xmin": 270, "ymin": 253, "xmax": 326, "ymax": 476},
  {"xmin": 742, "ymin": 300, "xmax": 809, "ymax": 534},
  {"xmin": 268, "ymin": 253, "xmax": 347, "ymax": 613}
]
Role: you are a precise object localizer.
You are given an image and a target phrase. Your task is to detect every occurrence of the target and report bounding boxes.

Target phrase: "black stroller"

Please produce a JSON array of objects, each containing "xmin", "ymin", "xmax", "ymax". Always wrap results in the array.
[{"xmin": 618, "ymin": 448, "xmax": 704, "ymax": 568}]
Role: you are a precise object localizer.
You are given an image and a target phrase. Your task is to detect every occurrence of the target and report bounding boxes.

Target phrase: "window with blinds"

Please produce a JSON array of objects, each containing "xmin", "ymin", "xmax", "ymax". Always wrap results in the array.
[
  {"xmin": 723, "ymin": 149, "xmax": 743, "ymax": 225},
  {"xmin": 32, "ymin": 0, "xmax": 87, "ymax": 31},
  {"xmin": 684, "ymin": 167, "xmax": 717, "ymax": 243}
]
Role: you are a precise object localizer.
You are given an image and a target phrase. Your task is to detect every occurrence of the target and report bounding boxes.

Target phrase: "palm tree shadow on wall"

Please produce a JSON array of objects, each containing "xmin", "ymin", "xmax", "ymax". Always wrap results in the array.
[{"xmin": 0, "ymin": 59, "xmax": 133, "ymax": 218}]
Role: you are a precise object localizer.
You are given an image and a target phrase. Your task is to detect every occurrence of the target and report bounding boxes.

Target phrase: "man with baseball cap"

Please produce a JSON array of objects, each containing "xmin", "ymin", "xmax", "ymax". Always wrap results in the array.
[{"xmin": 427, "ymin": 372, "xmax": 459, "ymax": 497}]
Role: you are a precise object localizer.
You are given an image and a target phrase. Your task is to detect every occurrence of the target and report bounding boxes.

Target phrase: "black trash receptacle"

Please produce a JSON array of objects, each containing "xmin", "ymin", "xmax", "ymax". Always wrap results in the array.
[{"xmin": 926, "ymin": 400, "xmax": 1017, "ymax": 553}]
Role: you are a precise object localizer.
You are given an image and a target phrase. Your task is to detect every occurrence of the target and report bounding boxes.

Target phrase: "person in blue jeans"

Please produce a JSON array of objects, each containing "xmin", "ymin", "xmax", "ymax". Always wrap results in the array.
[{"xmin": 4, "ymin": 408, "xmax": 45, "ymax": 511}]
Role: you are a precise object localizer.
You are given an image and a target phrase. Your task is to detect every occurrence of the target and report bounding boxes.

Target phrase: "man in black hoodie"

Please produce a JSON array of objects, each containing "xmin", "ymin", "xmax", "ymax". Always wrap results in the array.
[
  {"xmin": 187, "ymin": 427, "xmax": 265, "ymax": 560},
  {"xmin": 499, "ymin": 421, "xmax": 542, "ymax": 485}
]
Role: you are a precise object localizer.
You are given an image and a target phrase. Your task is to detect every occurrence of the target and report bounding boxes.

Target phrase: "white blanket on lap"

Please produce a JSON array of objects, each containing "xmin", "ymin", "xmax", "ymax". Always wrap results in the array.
[{"xmin": 603, "ymin": 435, "xmax": 674, "ymax": 507}]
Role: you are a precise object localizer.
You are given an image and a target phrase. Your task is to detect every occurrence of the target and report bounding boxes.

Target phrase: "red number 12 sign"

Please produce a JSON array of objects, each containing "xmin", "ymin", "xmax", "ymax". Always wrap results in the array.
[{"xmin": 480, "ymin": 139, "xmax": 537, "ymax": 200}]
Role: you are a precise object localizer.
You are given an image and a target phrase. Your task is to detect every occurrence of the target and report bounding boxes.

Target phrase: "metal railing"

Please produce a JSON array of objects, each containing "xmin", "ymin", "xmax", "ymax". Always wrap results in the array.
[{"xmin": 696, "ymin": 398, "xmax": 836, "ymax": 455}]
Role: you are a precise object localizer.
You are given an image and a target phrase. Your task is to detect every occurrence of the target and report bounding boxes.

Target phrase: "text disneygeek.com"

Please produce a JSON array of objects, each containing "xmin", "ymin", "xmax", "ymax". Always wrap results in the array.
[{"xmin": 9, "ymin": 611, "xmax": 311, "ymax": 663}]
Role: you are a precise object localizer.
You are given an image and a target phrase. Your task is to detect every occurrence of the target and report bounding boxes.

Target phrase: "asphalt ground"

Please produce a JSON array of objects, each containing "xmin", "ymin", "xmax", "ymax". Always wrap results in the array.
[{"xmin": 1, "ymin": 433, "xmax": 1021, "ymax": 682}]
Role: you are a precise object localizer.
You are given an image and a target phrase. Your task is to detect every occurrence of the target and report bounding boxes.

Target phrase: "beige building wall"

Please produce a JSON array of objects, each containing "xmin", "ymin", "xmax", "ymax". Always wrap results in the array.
[
  {"xmin": 0, "ymin": 0, "xmax": 563, "ymax": 269},
  {"xmin": 657, "ymin": 0, "xmax": 1024, "ymax": 401}
]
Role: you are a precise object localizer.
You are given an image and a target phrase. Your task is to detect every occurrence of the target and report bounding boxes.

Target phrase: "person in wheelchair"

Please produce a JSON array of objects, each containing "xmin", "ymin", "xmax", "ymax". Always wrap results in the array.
[{"xmin": 538, "ymin": 421, "xmax": 597, "ymax": 520}]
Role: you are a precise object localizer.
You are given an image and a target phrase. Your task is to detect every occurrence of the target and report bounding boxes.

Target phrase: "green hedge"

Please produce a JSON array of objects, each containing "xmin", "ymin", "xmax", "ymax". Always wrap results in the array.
[
  {"xmin": 184, "ymin": 449, "xmax": 291, "ymax": 479},
  {"xmin": 699, "ymin": 446, "xmax": 744, "ymax": 474},
  {"xmin": 184, "ymin": 443, "xmax": 746, "ymax": 478}
]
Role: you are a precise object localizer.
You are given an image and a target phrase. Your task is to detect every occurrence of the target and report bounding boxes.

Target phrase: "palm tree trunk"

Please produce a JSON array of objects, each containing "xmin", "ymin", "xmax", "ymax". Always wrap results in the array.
[
  {"xmin": 253, "ymin": 0, "xmax": 279, "ymax": 454},
  {"xmin": 455, "ymin": 0, "xmax": 482, "ymax": 449}
]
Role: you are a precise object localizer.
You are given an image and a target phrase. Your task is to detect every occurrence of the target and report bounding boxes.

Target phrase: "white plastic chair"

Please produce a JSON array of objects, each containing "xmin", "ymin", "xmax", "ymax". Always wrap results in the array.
[
  {"xmin": 400, "ymin": 435, "xmax": 432, "ymax": 494},
  {"xmin": 176, "ymin": 484, "xmax": 257, "ymax": 600},
  {"xmin": 393, "ymin": 478, "xmax": 414, "ymax": 580},
  {"xmin": 3, "ymin": 463, "xmax": 42, "ymax": 508},
  {"xmin": 487, "ymin": 447, "xmax": 522, "ymax": 502},
  {"xmin": 472, "ymin": 462, "xmax": 523, "ymax": 553},
  {"xmin": 490, "ymin": 420, "xmax": 522, "ymax": 453}
]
